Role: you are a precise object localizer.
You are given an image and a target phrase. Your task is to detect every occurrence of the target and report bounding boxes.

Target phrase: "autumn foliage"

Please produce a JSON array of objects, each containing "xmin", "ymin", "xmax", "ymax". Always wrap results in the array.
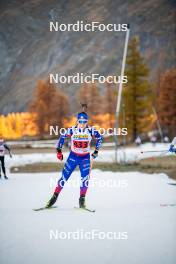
[
  {"xmin": 77, "ymin": 82, "xmax": 103, "ymax": 124},
  {"xmin": 158, "ymin": 68, "xmax": 176, "ymax": 137},
  {"xmin": 2, "ymin": 46, "xmax": 175, "ymax": 141},
  {"xmin": 0, "ymin": 112, "xmax": 37, "ymax": 139},
  {"xmin": 29, "ymin": 80, "xmax": 69, "ymax": 138}
]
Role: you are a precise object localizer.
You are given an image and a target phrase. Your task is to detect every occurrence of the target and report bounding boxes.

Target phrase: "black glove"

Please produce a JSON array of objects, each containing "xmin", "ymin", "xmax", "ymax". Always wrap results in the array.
[{"xmin": 91, "ymin": 150, "xmax": 98, "ymax": 159}]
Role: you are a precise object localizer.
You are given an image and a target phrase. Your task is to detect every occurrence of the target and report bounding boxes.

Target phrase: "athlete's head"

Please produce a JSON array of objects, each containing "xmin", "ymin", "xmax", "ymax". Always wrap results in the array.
[
  {"xmin": 0, "ymin": 139, "xmax": 4, "ymax": 145},
  {"xmin": 77, "ymin": 112, "xmax": 88, "ymax": 128}
]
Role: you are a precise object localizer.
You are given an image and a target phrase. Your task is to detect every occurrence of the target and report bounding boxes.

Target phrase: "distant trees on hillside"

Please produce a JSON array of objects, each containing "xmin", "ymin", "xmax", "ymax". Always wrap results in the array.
[
  {"xmin": 158, "ymin": 68, "xmax": 176, "ymax": 138},
  {"xmin": 77, "ymin": 82, "xmax": 103, "ymax": 124},
  {"xmin": 103, "ymin": 82, "xmax": 116, "ymax": 127},
  {"xmin": 29, "ymin": 80, "xmax": 69, "ymax": 138}
]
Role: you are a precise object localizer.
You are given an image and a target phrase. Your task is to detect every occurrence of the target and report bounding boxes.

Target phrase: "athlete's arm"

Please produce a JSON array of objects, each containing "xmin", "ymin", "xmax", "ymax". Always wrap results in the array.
[
  {"xmin": 91, "ymin": 129, "xmax": 103, "ymax": 159},
  {"xmin": 56, "ymin": 127, "xmax": 73, "ymax": 151},
  {"xmin": 4, "ymin": 143, "xmax": 12, "ymax": 157},
  {"xmin": 56, "ymin": 128, "xmax": 73, "ymax": 161},
  {"xmin": 93, "ymin": 129, "xmax": 103, "ymax": 151}
]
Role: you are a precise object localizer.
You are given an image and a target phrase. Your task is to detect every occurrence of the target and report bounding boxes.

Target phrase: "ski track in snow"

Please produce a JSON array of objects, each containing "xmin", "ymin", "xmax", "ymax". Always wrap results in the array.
[
  {"xmin": 5, "ymin": 143, "xmax": 173, "ymax": 167},
  {"xmin": 0, "ymin": 169, "xmax": 176, "ymax": 264}
]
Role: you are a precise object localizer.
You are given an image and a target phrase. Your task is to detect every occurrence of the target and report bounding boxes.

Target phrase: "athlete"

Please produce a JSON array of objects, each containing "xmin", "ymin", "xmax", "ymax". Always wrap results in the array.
[
  {"xmin": 169, "ymin": 137, "xmax": 176, "ymax": 153},
  {"xmin": 46, "ymin": 112, "xmax": 103, "ymax": 209},
  {"xmin": 0, "ymin": 139, "xmax": 12, "ymax": 179}
]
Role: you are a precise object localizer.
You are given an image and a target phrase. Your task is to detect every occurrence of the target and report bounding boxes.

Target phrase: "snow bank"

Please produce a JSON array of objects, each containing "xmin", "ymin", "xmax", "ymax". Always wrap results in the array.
[{"xmin": 0, "ymin": 170, "xmax": 175, "ymax": 264}]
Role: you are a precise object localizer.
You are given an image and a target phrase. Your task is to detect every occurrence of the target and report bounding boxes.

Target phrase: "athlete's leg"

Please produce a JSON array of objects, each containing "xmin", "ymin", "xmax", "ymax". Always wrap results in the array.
[
  {"xmin": 1, "ymin": 157, "xmax": 6, "ymax": 177},
  {"xmin": 79, "ymin": 154, "xmax": 91, "ymax": 207},
  {"xmin": 0, "ymin": 157, "xmax": 2, "ymax": 177},
  {"xmin": 46, "ymin": 152, "xmax": 78, "ymax": 207},
  {"xmin": 55, "ymin": 152, "xmax": 77, "ymax": 194}
]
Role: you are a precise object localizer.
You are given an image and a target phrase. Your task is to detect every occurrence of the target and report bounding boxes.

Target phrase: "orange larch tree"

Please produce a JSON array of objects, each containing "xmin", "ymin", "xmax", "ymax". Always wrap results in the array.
[{"xmin": 158, "ymin": 68, "xmax": 176, "ymax": 138}]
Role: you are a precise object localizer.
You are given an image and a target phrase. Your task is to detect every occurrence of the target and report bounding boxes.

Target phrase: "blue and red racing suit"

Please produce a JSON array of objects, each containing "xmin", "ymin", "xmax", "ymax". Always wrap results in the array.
[{"xmin": 54, "ymin": 126, "xmax": 103, "ymax": 196}]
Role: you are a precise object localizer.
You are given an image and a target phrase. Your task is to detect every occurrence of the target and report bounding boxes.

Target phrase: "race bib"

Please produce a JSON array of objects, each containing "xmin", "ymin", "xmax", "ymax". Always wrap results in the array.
[
  {"xmin": 71, "ymin": 129, "xmax": 92, "ymax": 154},
  {"xmin": 73, "ymin": 140, "xmax": 88, "ymax": 149}
]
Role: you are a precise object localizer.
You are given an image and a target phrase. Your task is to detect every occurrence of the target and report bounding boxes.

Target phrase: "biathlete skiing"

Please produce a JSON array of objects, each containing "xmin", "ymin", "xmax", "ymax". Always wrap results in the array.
[
  {"xmin": 45, "ymin": 111, "xmax": 103, "ymax": 210},
  {"xmin": 169, "ymin": 137, "xmax": 176, "ymax": 154},
  {"xmin": 141, "ymin": 137, "xmax": 176, "ymax": 155},
  {"xmin": 0, "ymin": 139, "xmax": 12, "ymax": 179}
]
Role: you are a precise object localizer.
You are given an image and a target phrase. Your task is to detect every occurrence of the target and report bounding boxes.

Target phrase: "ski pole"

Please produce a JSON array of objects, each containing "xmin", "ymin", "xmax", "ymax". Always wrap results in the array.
[{"xmin": 140, "ymin": 150, "xmax": 168, "ymax": 154}]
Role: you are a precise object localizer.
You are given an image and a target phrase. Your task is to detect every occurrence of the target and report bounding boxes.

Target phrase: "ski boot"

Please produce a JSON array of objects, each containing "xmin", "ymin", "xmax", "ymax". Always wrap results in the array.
[
  {"xmin": 79, "ymin": 195, "xmax": 86, "ymax": 208},
  {"xmin": 4, "ymin": 175, "xmax": 8, "ymax": 179},
  {"xmin": 46, "ymin": 192, "xmax": 59, "ymax": 208}
]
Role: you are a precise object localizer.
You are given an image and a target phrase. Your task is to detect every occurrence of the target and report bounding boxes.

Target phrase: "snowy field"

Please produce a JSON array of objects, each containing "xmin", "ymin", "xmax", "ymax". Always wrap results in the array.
[
  {"xmin": 0, "ymin": 169, "xmax": 176, "ymax": 264},
  {"xmin": 5, "ymin": 143, "xmax": 172, "ymax": 167}
]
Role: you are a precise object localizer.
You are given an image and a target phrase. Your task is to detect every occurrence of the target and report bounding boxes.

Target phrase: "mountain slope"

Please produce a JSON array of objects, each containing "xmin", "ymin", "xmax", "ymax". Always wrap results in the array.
[{"xmin": 0, "ymin": 0, "xmax": 175, "ymax": 114}]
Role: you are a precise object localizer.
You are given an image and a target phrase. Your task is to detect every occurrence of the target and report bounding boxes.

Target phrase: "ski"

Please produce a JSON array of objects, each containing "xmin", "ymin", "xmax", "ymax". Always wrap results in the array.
[
  {"xmin": 74, "ymin": 206, "xmax": 95, "ymax": 213},
  {"xmin": 160, "ymin": 204, "xmax": 176, "ymax": 207},
  {"xmin": 33, "ymin": 206, "xmax": 57, "ymax": 211}
]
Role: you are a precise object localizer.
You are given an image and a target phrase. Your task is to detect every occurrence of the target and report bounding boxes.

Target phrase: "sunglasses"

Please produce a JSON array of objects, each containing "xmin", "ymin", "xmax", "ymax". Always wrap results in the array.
[{"xmin": 78, "ymin": 120, "xmax": 87, "ymax": 124}]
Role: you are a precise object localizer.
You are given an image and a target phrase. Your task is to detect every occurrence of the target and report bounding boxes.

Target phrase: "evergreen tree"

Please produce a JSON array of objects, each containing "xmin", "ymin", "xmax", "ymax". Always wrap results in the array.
[{"xmin": 123, "ymin": 36, "xmax": 153, "ymax": 141}]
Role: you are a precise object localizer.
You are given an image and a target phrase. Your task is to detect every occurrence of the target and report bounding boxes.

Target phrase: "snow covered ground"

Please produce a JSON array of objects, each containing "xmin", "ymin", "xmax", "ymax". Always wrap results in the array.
[
  {"xmin": 5, "ymin": 143, "xmax": 172, "ymax": 167},
  {"xmin": 0, "ymin": 169, "xmax": 175, "ymax": 264}
]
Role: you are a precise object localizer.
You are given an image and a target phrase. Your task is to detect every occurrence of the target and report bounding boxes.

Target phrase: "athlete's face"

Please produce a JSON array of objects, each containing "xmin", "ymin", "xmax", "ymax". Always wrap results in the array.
[{"xmin": 77, "ymin": 120, "xmax": 87, "ymax": 129}]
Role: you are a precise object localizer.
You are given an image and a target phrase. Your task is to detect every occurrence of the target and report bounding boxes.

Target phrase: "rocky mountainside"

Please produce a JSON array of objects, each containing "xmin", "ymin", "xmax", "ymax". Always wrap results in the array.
[{"xmin": 0, "ymin": 0, "xmax": 175, "ymax": 114}]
